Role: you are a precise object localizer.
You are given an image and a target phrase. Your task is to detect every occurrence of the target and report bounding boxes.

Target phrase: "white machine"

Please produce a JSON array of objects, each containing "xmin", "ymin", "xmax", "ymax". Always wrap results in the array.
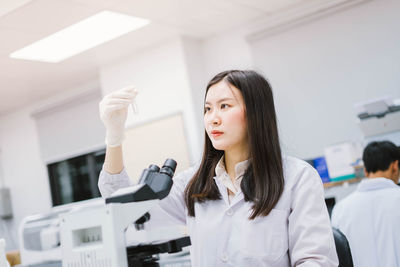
[
  {"xmin": 59, "ymin": 159, "xmax": 191, "ymax": 267},
  {"xmin": 355, "ymin": 96, "xmax": 400, "ymax": 144},
  {"xmin": 18, "ymin": 198, "xmax": 101, "ymax": 266}
]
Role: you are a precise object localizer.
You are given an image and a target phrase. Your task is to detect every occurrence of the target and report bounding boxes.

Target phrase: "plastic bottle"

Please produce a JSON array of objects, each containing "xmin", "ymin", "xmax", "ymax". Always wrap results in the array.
[{"xmin": 0, "ymin": 239, "xmax": 10, "ymax": 267}]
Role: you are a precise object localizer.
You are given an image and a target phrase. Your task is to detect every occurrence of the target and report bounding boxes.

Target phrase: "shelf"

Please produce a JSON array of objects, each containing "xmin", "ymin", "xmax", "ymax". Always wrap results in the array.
[{"xmin": 323, "ymin": 177, "xmax": 364, "ymax": 188}]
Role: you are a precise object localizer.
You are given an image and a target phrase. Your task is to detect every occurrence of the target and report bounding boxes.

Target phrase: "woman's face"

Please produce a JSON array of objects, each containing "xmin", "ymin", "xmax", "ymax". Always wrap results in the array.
[{"xmin": 204, "ymin": 80, "xmax": 248, "ymax": 153}]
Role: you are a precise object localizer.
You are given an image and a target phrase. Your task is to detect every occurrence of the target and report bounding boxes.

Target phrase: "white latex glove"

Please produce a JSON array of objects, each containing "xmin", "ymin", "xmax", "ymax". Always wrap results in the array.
[{"xmin": 99, "ymin": 87, "xmax": 137, "ymax": 147}]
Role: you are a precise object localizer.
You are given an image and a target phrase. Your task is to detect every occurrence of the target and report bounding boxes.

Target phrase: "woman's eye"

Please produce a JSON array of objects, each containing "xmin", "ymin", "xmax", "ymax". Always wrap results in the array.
[
  {"xmin": 204, "ymin": 107, "xmax": 211, "ymax": 112},
  {"xmin": 221, "ymin": 104, "xmax": 229, "ymax": 109}
]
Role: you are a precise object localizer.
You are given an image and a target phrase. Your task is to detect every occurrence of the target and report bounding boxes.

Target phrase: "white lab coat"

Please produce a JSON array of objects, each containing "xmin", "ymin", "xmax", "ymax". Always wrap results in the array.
[
  {"xmin": 99, "ymin": 156, "xmax": 338, "ymax": 267},
  {"xmin": 331, "ymin": 178, "xmax": 400, "ymax": 267}
]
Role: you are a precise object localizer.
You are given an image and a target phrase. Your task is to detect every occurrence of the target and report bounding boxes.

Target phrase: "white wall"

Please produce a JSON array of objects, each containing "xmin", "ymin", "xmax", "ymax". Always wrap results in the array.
[
  {"xmin": 250, "ymin": 0, "xmax": 400, "ymax": 158},
  {"xmin": 202, "ymin": 29, "xmax": 254, "ymax": 80},
  {"xmin": 181, "ymin": 37, "xmax": 207, "ymax": 137},
  {"xmin": 33, "ymin": 88, "xmax": 104, "ymax": 163},
  {"xmin": 0, "ymin": 107, "xmax": 51, "ymax": 249}
]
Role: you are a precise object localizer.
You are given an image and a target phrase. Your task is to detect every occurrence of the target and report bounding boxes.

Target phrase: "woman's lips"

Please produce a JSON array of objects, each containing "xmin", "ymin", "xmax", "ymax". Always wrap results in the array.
[{"xmin": 211, "ymin": 131, "xmax": 223, "ymax": 137}]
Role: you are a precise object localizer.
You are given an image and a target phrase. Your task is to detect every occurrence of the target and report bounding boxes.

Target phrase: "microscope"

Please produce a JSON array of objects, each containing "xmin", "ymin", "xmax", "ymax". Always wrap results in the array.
[{"xmin": 59, "ymin": 159, "xmax": 191, "ymax": 267}]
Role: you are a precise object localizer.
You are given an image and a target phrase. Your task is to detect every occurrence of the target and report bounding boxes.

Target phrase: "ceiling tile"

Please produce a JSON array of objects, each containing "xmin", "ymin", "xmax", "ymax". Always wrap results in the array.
[
  {"xmin": 0, "ymin": 0, "xmax": 99, "ymax": 35},
  {"xmin": 0, "ymin": 28, "xmax": 39, "ymax": 56},
  {"xmin": 113, "ymin": 0, "xmax": 184, "ymax": 21},
  {"xmin": 228, "ymin": 0, "xmax": 306, "ymax": 13},
  {"xmin": 69, "ymin": 0, "xmax": 124, "ymax": 9},
  {"xmin": 0, "ymin": 0, "xmax": 32, "ymax": 18},
  {"xmin": 159, "ymin": 0, "xmax": 265, "ymax": 36}
]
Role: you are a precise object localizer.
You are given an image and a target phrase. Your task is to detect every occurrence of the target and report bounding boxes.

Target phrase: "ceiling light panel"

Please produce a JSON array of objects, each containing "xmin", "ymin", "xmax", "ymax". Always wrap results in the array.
[{"xmin": 9, "ymin": 10, "xmax": 150, "ymax": 63}]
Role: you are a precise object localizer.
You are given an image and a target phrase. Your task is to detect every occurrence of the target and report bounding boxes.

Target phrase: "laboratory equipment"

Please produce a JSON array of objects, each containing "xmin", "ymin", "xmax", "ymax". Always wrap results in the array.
[
  {"xmin": 60, "ymin": 159, "xmax": 191, "ymax": 267},
  {"xmin": 18, "ymin": 198, "xmax": 101, "ymax": 266},
  {"xmin": 355, "ymin": 96, "xmax": 400, "ymax": 144}
]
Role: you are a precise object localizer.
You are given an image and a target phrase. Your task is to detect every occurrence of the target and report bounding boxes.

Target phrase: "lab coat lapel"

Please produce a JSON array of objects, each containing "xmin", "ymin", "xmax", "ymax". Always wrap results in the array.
[
  {"xmin": 214, "ymin": 176, "xmax": 230, "ymax": 205},
  {"xmin": 230, "ymin": 191, "xmax": 244, "ymax": 207},
  {"xmin": 214, "ymin": 176, "xmax": 245, "ymax": 207}
]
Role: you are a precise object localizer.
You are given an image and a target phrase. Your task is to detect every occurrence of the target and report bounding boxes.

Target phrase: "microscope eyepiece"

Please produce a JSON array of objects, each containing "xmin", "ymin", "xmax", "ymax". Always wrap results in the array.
[
  {"xmin": 163, "ymin": 159, "xmax": 177, "ymax": 171},
  {"xmin": 148, "ymin": 164, "xmax": 160, "ymax": 172},
  {"xmin": 133, "ymin": 158, "xmax": 177, "ymax": 200},
  {"xmin": 160, "ymin": 159, "xmax": 177, "ymax": 178}
]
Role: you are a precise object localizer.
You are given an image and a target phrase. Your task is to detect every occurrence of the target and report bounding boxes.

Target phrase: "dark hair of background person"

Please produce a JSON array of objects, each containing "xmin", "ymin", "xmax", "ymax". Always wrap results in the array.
[
  {"xmin": 184, "ymin": 70, "xmax": 284, "ymax": 220},
  {"xmin": 363, "ymin": 141, "xmax": 400, "ymax": 173}
]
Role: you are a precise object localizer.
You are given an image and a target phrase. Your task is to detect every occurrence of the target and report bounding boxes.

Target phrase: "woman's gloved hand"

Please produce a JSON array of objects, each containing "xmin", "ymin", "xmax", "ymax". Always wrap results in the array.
[{"xmin": 99, "ymin": 87, "xmax": 137, "ymax": 147}]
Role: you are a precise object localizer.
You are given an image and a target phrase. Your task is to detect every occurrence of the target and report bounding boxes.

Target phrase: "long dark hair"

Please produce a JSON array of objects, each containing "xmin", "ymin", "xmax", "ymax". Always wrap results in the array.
[{"xmin": 184, "ymin": 70, "xmax": 284, "ymax": 219}]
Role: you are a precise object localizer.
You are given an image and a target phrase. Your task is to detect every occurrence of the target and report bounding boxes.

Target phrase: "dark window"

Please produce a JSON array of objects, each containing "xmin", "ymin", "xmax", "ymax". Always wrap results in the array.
[{"xmin": 47, "ymin": 149, "xmax": 105, "ymax": 206}]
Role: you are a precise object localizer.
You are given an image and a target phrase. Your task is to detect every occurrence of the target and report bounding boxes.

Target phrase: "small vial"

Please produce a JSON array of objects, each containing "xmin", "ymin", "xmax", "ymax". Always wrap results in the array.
[
  {"xmin": 130, "ymin": 88, "xmax": 138, "ymax": 114},
  {"xmin": 131, "ymin": 99, "xmax": 138, "ymax": 114}
]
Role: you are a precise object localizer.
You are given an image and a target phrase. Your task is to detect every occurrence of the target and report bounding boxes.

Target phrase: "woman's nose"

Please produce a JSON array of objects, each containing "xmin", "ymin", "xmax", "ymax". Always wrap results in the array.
[{"xmin": 212, "ymin": 114, "xmax": 221, "ymax": 125}]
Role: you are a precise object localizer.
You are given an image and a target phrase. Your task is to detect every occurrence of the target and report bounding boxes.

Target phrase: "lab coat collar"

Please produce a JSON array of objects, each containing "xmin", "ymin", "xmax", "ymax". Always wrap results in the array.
[
  {"xmin": 356, "ymin": 177, "xmax": 399, "ymax": 192},
  {"xmin": 215, "ymin": 155, "xmax": 250, "ymax": 179},
  {"xmin": 214, "ymin": 175, "xmax": 245, "ymax": 207}
]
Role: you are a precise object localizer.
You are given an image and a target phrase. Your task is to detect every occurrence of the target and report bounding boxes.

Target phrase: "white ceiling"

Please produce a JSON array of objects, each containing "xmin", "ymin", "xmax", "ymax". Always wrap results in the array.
[{"xmin": 0, "ymin": 0, "xmax": 363, "ymax": 115}]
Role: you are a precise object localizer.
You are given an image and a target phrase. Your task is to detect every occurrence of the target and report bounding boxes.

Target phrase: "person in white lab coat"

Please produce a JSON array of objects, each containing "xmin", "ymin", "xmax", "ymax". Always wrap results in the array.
[
  {"xmin": 98, "ymin": 70, "xmax": 338, "ymax": 266},
  {"xmin": 332, "ymin": 140, "xmax": 400, "ymax": 267}
]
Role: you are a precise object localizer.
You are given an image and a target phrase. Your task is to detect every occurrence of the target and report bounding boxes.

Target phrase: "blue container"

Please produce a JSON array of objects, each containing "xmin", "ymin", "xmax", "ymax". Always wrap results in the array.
[{"xmin": 313, "ymin": 157, "xmax": 330, "ymax": 183}]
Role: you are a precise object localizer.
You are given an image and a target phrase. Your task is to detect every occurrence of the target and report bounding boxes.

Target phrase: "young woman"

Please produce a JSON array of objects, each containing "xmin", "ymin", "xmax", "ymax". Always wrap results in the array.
[{"xmin": 98, "ymin": 70, "xmax": 338, "ymax": 266}]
